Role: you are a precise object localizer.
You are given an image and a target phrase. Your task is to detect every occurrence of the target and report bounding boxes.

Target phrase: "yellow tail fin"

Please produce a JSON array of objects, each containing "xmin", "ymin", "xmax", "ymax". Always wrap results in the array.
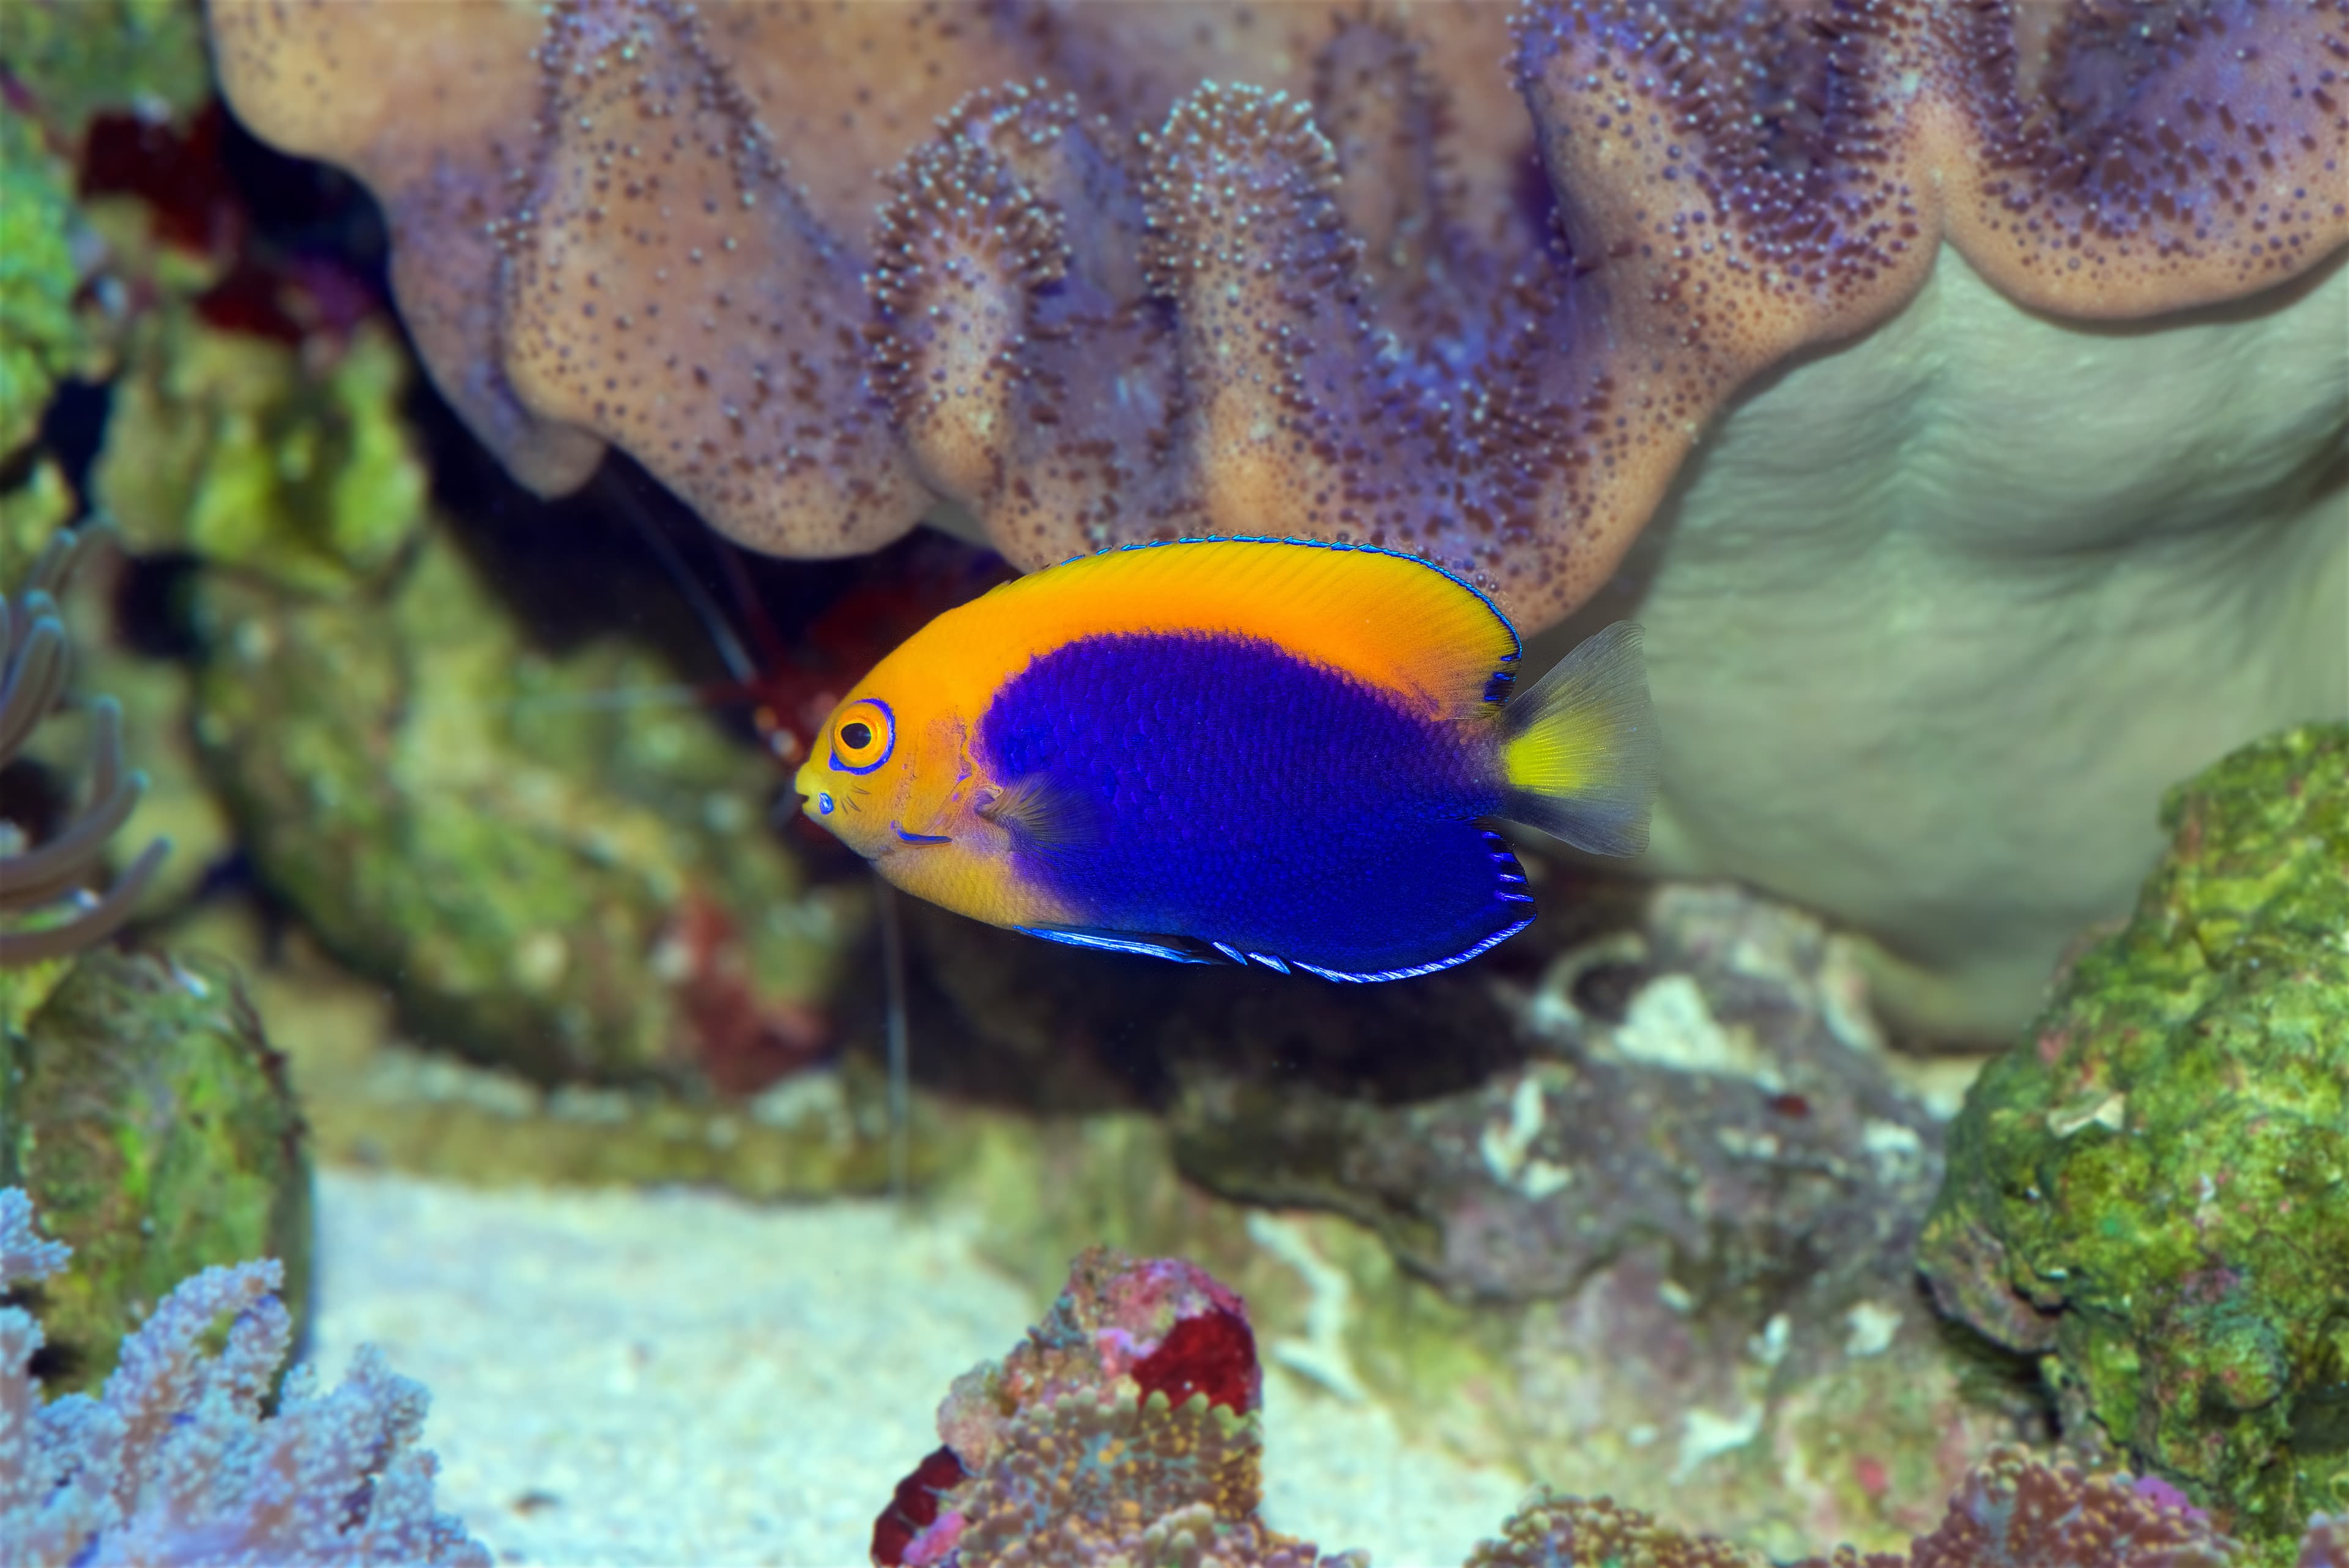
[{"xmin": 1498, "ymin": 622, "xmax": 1658, "ymax": 856}]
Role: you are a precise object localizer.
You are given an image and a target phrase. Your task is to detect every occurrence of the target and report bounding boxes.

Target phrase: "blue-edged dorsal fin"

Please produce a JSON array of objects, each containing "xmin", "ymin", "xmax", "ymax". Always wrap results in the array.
[{"xmin": 1015, "ymin": 926, "xmax": 1238, "ymax": 965}]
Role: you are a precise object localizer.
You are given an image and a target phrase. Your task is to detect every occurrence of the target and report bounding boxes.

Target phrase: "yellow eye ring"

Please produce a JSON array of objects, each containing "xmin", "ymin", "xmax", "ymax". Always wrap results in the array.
[{"xmin": 828, "ymin": 699, "xmax": 894, "ymax": 774}]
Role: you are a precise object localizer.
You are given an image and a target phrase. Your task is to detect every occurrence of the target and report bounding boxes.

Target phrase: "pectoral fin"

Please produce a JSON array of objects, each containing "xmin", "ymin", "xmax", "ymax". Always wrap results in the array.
[{"xmin": 978, "ymin": 774, "xmax": 1094, "ymax": 847}]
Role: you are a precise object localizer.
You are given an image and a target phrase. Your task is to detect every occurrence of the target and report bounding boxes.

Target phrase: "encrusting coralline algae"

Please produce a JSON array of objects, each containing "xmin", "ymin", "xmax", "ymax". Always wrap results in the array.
[
  {"xmin": 1923, "ymin": 725, "xmax": 2349, "ymax": 1537},
  {"xmin": 0, "ymin": 1187, "xmax": 486, "ymax": 1567},
  {"xmin": 880, "ymin": 1244, "xmax": 2348, "ymax": 1568}
]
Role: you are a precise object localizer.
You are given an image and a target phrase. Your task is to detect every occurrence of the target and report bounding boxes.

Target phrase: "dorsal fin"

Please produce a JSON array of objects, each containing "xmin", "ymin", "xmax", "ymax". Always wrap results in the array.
[{"xmin": 917, "ymin": 537, "xmax": 1519, "ymax": 722}]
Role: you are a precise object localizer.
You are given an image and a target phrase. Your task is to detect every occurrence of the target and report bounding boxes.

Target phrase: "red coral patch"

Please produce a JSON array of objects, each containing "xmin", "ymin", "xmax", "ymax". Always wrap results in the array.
[
  {"xmin": 869, "ymin": 1444, "xmax": 968, "ymax": 1567},
  {"xmin": 1130, "ymin": 1306, "xmax": 1259, "ymax": 1416},
  {"xmin": 81, "ymin": 103, "xmax": 240, "ymax": 256}
]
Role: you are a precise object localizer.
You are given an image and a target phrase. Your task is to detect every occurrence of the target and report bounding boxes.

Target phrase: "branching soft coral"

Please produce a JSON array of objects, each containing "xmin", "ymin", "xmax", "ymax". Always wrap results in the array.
[{"xmin": 0, "ymin": 1187, "xmax": 488, "ymax": 1567}]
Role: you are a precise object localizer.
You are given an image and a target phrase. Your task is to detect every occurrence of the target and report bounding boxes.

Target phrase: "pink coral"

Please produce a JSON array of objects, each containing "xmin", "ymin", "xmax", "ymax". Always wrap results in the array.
[
  {"xmin": 1893, "ymin": 1446, "xmax": 2236, "ymax": 1568},
  {"xmin": 877, "ymin": 1246, "xmax": 1349, "ymax": 1568},
  {"xmin": 1466, "ymin": 1493, "xmax": 1768, "ymax": 1568}
]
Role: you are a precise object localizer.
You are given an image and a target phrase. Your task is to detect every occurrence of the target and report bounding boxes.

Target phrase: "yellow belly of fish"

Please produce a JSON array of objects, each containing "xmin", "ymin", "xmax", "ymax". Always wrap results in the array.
[{"xmin": 870, "ymin": 837, "xmax": 1086, "ymax": 934}]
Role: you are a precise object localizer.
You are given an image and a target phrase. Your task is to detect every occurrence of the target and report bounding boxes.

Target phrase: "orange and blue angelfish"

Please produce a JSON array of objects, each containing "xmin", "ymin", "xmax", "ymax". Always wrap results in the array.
[{"xmin": 792, "ymin": 537, "xmax": 1657, "ymax": 981}]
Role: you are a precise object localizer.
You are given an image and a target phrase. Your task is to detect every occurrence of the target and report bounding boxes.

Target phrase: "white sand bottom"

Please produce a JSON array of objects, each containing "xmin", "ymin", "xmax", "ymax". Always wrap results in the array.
[{"xmin": 308, "ymin": 1169, "xmax": 1528, "ymax": 1567}]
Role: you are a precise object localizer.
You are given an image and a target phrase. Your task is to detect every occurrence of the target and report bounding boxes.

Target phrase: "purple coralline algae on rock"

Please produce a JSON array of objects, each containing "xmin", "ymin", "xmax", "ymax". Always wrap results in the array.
[
  {"xmin": 1179, "ymin": 882, "xmax": 1990, "ymax": 1549},
  {"xmin": 885, "ymin": 1246, "xmax": 2347, "ymax": 1566}
]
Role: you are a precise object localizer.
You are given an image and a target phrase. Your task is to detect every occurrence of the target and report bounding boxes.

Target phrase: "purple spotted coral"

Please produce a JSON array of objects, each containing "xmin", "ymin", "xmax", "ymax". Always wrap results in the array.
[
  {"xmin": 1469, "ymin": 1447, "xmax": 2245, "ymax": 1568},
  {"xmin": 885, "ymin": 1247, "xmax": 2349, "ymax": 1567},
  {"xmin": 0, "ymin": 1187, "xmax": 487, "ymax": 1567},
  {"xmin": 877, "ymin": 1246, "xmax": 1360, "ymax": 1568}
]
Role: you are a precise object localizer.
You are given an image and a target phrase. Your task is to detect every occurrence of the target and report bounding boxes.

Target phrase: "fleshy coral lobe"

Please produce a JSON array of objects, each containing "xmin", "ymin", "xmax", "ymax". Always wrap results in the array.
[
  {"xmin": 495, "ymin": 0, "xmax": 932, "ymax": 556},
  {"xmin": 1937, "ymin": 0, "xmax": 2349, "ymax": 315},
  {"xmin": 205, "ymin": 0, "xmax": 2349, "ymax": 631}
]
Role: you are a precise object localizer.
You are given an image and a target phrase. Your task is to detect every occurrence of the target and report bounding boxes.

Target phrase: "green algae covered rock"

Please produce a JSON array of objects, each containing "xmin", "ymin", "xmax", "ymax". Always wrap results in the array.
[
  {"xmin": 0, "ymin": 948, "xmax": 312, "ymax": 1395},
  {"xmin": 190, "ymin": 525, "xmax": 851, "ymax": 1089},
  {"xmin": 0, "ymin": 0, "xmax": 210, "ymax": 143},
  {"xmin": 1, "ymin": 0, "xmax": 217, "ymax": 461},
  {"xmin": 1920, "ymin": 723, "xmax": 2349, "ymax": 1541},
  {"xmin": 96, "ymin": 314, "xmax": 430, "ymax": 596},
  {"xmin": 1, "ymin": 459, "xmax": 78, "ymax": 594},
  {"xmin": 0, "ymin": 111, "xmax": 91, "ymax": 459}
]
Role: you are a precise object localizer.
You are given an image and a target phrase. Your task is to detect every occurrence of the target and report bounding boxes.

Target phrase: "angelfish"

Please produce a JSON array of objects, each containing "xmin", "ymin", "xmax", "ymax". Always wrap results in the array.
[{"xmin": 793, "ymin": 538, "xmax": 1657, "ymax": 981}]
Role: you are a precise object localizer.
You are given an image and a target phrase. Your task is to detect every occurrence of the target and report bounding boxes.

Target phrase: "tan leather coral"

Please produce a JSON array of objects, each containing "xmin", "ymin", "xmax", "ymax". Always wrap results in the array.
[{"xmin": 208, "ymin": 0, "xmax": 2349, "ymax": 633}]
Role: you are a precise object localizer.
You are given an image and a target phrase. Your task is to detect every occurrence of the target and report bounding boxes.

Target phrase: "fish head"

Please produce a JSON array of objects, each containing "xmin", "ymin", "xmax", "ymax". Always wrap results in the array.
[
  {"xmin": 792, "ymin": 619, "xmax": 1083, "ymax": 931},
  {"xmin": 792, "ymin": 636, "xmax": 987, "ymax": 856},
  {"xmin": 792, "ymin": 669, "xmax": 932, "ymax": 861}
]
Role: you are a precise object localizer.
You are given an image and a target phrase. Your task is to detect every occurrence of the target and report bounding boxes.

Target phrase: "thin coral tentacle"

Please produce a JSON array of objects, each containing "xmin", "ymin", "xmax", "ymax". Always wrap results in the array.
[{"xmin": 0, "ymin": 527, "xmax": 171, "ymax": 968}]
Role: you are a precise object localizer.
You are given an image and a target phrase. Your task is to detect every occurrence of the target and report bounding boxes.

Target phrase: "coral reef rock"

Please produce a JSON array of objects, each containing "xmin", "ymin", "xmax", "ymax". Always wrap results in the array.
[
  {"xmin": 902, "ymin": 881, "xmax": 2012, "ymax": 1554},
  {"xmin": 0, "ymin": 112, "xmax": 91, "ymax": 460},
  {"xmin": 889, "ymin": 1247, "xmax": 2343, "ymax": 1566},
  {"xmin": 95, "ymin": 307, "xmax": 430, "ymax": 598},
  {"xmin": 1921, "ymin": 724, "xmax": 2349, "ymax": 1543},
  {"xmin": 0, "ymin": 1186, "xmax": 488, "ymax": 1566},
  {"xmin": 1, "ymin": 948, "xmax": 311, "ymax": 1396},
  {"xmin": 1470, "ymin": 1446, "xmax": 2250, "ymax": 1567},
  {"xmin": 188, "ymin": 522, "xmax": 849, "ymax": 1090},
  {"xmin": 1176, "ymin": 884, "xmax": 1939, "ymax": 1305},
  {"xmin": 2, "ymin": 0, "xmax": 210, "ymax": 143}
]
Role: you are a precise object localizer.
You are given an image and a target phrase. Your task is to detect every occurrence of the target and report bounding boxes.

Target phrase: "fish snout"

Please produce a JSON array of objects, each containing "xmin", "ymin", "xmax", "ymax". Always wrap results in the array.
[{"xmin": 789, "ymin": 762, "xmax": 837, "ymax": 822}]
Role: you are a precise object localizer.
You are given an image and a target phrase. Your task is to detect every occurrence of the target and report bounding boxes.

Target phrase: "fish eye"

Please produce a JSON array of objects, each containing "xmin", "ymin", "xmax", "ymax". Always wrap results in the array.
[{"xmin": 829, "ymin": 699, "xmax": 895, "ymax": 775}]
